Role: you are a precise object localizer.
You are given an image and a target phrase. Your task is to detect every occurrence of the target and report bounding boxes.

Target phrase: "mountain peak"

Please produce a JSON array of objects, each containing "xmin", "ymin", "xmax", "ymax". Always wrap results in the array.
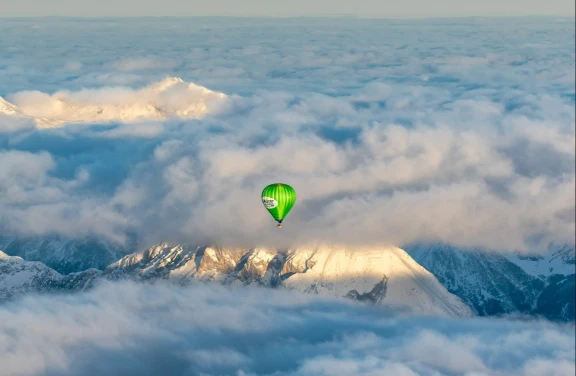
[
  {"xmin": 105, "ymin": 243, "xmax": 474, "ymax": 317},
  {"xmin": 150, "ymin": 76, "xmax": 184, "ymax": 89},
  {"xmin": 1, "ymin": 77, "xmax": 227, "ymax": 129}
]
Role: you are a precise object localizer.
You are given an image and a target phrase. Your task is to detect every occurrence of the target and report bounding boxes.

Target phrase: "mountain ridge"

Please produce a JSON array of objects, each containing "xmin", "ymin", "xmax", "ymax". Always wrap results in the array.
[
  {"xmin": 0, "ymin": 244, "xmax": 474, "ymax": 318},
  {"xmin": 405, "ymin": 243, "xmax": 575, "ymax": 321},
  {"xmin": 0, "ymin": 234, "xmax": 136, "ymax": 275},
  {"xmin": 0, "ymin": 250, "xmax": 100, "ymax": 302},
  {"xmin": 104, "ymin": 243, "xmax": 474, "ymax": 317},
  {"xmin": 1, "ymin": 237, "xmax": 573, "ymax": 321},
  {"xmin": 0, "ymin": 77, "xmax": 227, "ymax": 128}
]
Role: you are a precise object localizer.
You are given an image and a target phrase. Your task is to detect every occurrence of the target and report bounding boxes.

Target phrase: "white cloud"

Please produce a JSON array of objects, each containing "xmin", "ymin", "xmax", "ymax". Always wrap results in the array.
[
  {"xmin": 0, "ymin": 149, "xmax": 128, "ymax": 242},
  {"xmin": 0, "ymin": 114, "xmax": 35, "ymax": 133},
  {"xmin": 99, "ymin": 122, "xmax": 165, "ymax": 138},
  {"xmin": 0, "ymin": 281, "xmax": 572, "ymax": 376},
  {"xmin": 0, "ymin": 17, "xmax": 573, "ymax": 253}
]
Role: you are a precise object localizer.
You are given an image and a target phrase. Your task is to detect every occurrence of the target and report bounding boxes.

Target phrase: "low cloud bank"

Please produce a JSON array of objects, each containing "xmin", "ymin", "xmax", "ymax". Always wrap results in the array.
[{"xmin": 0, "ymin": 281, "xmax": 573, "ymax": 376}]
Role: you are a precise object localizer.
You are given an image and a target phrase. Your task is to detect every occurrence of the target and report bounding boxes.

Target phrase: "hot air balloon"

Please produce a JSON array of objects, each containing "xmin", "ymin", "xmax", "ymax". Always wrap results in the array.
[{"xmin": 261, "ymin": 183, "xmax": 296, "ymax": 228}]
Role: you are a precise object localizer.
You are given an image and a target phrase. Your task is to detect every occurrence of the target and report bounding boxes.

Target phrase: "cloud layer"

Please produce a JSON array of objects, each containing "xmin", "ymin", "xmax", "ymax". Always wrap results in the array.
[
  {"xmin": 0, "ymin": 17, "xmax": 574, "ymax": 253},
  {"xmin": 0, "ymin": 280, "xmax": 574, "ymax": 376}
]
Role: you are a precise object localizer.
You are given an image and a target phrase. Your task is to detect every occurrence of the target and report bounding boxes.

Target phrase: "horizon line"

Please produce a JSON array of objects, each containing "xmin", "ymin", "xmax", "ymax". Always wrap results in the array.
[{"xmin": 0, "ymin": 15, "xmax": 574, "ymax": 20}]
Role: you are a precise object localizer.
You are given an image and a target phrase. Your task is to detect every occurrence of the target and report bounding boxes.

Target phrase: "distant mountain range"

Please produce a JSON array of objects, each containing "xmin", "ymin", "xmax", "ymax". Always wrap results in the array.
[
  {"xmin": 0, "ymin": 234, "xmax": 137, "ymax": 274},
  {"xmin": 0, "ymin": 244, "xmax": 473, "ymax": 318},
  {"xmin": 0, "ymin": 77, "xmax": 226, "ymax": 128},
  {"xmin": 0, "ymin": 235, "xmax": 573, "ymax": 321}
]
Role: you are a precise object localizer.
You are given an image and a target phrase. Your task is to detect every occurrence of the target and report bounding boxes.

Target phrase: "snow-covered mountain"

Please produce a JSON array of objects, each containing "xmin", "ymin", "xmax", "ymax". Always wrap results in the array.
[
  {"xmin": 0, "ymin": 77, "xmax": 227, "ymax": 128},
  {"xmin": 0, "ymin": 96, "xmax": 21, "ymax": 116},
  {"xmin": 0, "ymin": 234, "xmax": 136, "ymax": 274},
  {"xmin": 0, "ymin": 243, "xmax": 474, "ymax": 317},
  {"xmin": 0, "ymin": 96, "xmax": 54, "ymax": 127},
  {"xmin": 104, "ymin": 244, "xmax": 474, "ymax": 317},
  {"xmin": 406, "ymin": 243, "xmax": 575, "ymax": 322},
  {"xmin": 0, "ymin": 250, "xmax": 100, "ymax": 303},
  {"xmin": 2, "ymin": 236, "xmax": 572, "ymax": 321},
  {"xmin": 504, "ymin": 244, "xmax": 575, "ymax": 278}
]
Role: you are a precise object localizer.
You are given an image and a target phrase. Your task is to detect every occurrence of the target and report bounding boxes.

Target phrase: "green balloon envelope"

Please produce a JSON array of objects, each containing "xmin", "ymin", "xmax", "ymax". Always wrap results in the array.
[{"xmin": 261, "ymin": 183, "xmax": 296, "ymax": 225}]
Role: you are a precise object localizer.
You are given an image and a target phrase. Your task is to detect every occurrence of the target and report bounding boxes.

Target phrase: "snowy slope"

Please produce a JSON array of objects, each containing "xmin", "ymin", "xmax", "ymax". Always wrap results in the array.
[
  {"xmin": 0, "ymin": 77, "xmax": 227, "ymax": 128},
  {"xmin": 504, "ymin": 244, "xmax": 575, "ymax": 278},
  {"xmin": 280, "ymin": 246, "xmax": 473, "ymax": 317},
  {"xmin": 0, "ymin": 96, "xmax": 20, "ymax": 116},
  {"xmin": 406, "ymin": 243, "xmax": 575, "ymax": 321},
  {"xmin": 0, "ymin": 96, "xmax": 55, "ymax": 127},
  {"xmin": 2, "ymin": 243, "xmax": 474, "ymax": 317},
  {"xmin": 0, "ymin": 234, "xmax": 135, "ymax": 274},
  {"xmin": 0, "ymin": 250, "xmax": 100, "ymax": 303},
  {"xmin": 105, "ymin": 244, "xmax": 474, "ymax": 317},
  {"xmin": 2, "ymin": 238, "xmax": 572, "ymax": 320}
]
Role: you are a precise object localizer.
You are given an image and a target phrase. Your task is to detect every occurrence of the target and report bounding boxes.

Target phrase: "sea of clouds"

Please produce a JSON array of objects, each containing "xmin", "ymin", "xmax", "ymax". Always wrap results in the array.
[
  {"xmin": 0, "ymin": 17, "xmax": 575, "ymax": 376},
  {"xmin": 0, "ymin": 17, "xmax": 574, "ymax": 253},
  {"xmin": 0, "ymin": 280, "xmax": 574, "ymax": 376}
]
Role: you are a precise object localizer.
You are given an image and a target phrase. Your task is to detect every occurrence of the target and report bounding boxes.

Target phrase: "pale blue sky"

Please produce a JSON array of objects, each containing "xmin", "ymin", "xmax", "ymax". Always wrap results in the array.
[{"xmin": 2, "ymin": 0, "xmax": 575, "ymax": 17}]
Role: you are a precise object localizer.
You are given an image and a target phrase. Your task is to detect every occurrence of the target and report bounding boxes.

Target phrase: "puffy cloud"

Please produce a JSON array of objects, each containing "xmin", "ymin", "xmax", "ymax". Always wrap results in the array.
[
  {"xmin": 0, "ymin": 17, "xmax": 573, "ymax": 253},
  {"xmin": 0, "ymin": 281, "xmax": 573, "ymax": 376},
  {"xmin": 0, "ymin": 149, "xmax": 128, "ymax": 242}
]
